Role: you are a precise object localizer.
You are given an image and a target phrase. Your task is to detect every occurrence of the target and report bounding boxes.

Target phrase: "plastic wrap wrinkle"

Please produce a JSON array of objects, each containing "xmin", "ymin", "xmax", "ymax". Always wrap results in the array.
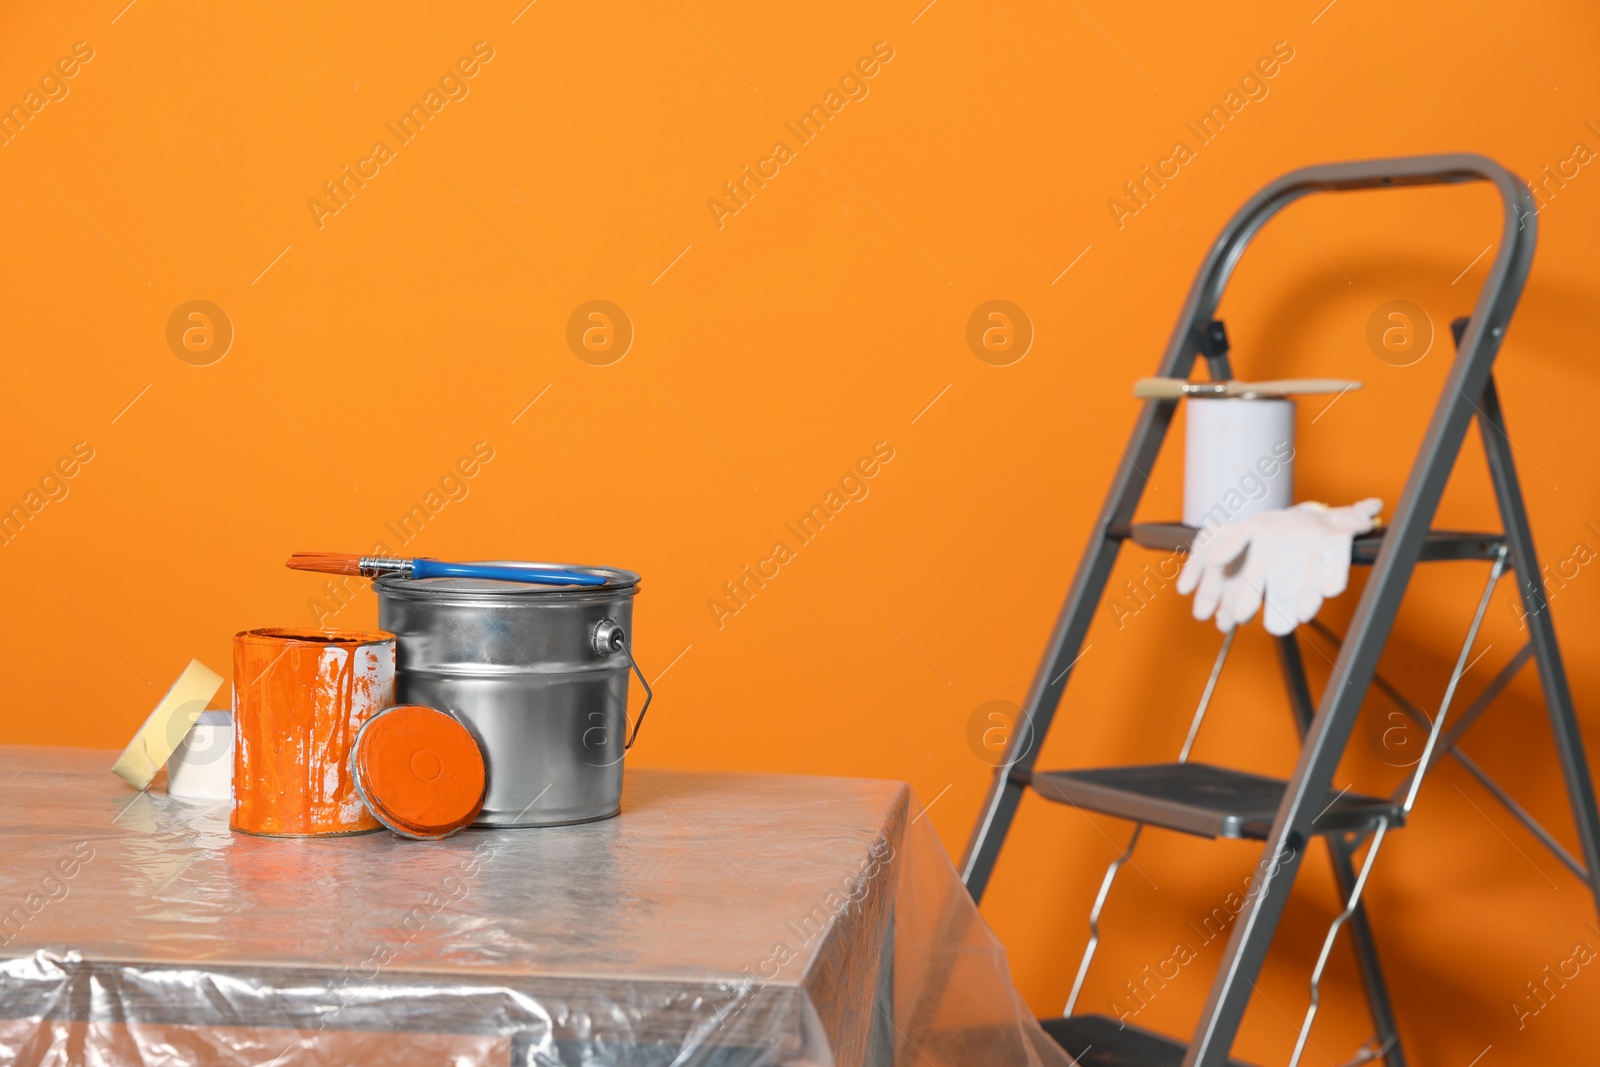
[{"xmin": 0, "ymin": 747, "xmax": 1069, "ymax": 1066}]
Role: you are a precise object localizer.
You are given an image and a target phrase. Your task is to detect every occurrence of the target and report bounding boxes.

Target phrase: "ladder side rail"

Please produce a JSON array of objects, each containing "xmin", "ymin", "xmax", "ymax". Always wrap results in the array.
[
  {"xmin": 961, "ymin": 161, "xmax": 1305, "ymax": 897},
  {"xmin": 1184, "ymin": 156, "xmax": 1538, "ymax": 1067},
  {"xmin": 958, "ymin": 388, "xmax": 1180, "ymax": 898},
  {"xmin": 1476, "ymin": 376, "xmax": 1600, "ymax": 908}
]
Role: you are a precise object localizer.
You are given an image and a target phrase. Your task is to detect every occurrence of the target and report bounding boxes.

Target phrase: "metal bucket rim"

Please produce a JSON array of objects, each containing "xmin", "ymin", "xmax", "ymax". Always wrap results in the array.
[{"xmin": 374, "ymin": 562, "xmax": 639, "ymax": 601}]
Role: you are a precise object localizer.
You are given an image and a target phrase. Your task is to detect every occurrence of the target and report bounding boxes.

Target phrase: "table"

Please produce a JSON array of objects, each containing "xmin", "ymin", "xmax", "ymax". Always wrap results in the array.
[{"xmin": 0, "ymin": 747, "xmax": 1064, "ymax": 1066}]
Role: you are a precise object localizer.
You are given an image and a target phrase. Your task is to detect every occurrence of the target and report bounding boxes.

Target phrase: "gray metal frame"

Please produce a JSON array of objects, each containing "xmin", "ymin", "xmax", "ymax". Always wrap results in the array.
[{"xmin": 959, "ymin": 154, "xmax": 1600, "ymax": 1066}]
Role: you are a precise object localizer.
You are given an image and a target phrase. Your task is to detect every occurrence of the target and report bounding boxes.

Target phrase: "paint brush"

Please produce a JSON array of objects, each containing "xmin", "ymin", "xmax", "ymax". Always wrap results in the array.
[
  {"xmin": 287, "ymin": 553, "xmax": 609, "ymax": 586},
  {"xmin": 1134, "ymin": 377, "xmax": 1362, "ymax": 399}
]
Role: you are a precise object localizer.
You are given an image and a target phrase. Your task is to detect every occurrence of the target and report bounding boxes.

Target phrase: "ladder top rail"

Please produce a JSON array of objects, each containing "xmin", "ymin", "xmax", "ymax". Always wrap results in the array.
[{"xmin": 1159, "ymin": 152, "xmax": 1537, "ymax": 384}]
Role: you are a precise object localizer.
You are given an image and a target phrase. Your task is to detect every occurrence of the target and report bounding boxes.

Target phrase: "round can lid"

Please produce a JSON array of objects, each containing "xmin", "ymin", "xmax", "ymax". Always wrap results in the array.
[{"xmin": 353, "ymin": 705, "xmax": 486, "ymax": 840}]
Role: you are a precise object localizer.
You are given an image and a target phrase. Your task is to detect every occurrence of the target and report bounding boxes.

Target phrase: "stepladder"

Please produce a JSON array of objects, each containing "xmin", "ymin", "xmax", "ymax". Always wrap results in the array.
[{"xmin": 958, "ymin": 154, "xmax": 1600, "ymax": 1067}]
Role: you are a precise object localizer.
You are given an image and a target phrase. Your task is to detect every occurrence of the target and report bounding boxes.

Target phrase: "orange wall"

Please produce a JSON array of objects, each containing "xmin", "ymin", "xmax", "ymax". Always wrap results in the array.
[{"xmin": 3, "ymin": 1, "xmax": 1598, "ymax": 1062}]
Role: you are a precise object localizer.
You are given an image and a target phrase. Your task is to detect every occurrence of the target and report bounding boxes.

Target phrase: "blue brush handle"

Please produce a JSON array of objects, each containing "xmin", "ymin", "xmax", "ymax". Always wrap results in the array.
[{"xmin": 411, "ymin": 559, "xmax": 608, "ymax": 586}]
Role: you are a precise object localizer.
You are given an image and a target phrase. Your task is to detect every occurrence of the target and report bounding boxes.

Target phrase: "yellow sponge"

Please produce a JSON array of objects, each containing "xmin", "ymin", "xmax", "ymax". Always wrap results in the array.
[{"xmin": 111, "ymin": 659, "xmax": 225, "ymax": 789}]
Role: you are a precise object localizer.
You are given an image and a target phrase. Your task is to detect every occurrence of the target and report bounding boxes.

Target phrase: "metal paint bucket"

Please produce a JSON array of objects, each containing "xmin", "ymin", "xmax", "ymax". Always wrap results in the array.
[
  {"xmin": 231, "ymin": 628, "xmax": 395, "ymax": 837},
  {"xmin": 375, "ymin": 564, "xmax": 650, "ymax": 827}
]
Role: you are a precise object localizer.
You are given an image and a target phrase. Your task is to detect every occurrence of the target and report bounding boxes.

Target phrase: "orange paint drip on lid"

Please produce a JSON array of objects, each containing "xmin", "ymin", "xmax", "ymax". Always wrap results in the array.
[{"xmin": 353, "ymin": 705, "xmax": 486, "ymax": 840}]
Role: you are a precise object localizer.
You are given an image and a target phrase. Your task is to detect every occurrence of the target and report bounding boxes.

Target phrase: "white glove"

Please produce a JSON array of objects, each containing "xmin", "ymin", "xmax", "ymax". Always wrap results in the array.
[{"xmin": 1176, "ymin": 499, "xmax": 1382, "ymax": 636}]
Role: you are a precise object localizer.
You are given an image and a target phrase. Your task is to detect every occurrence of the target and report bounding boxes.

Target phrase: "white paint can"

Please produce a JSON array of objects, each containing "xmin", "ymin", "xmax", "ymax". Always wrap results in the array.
[
  {"xmin": 166, "ymin": 709, "xmax": 234, "ymax": 800},
  {"xmin": 1183, "ymin": 397, "xmax": 1295, "ymax": 530}
]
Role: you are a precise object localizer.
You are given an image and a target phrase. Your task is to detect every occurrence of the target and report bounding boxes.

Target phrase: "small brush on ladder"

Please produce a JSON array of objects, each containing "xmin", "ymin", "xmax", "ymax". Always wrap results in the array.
[
  {"xmin": 1134, "ymin": 377, "xmax": 1362, "ymax": 399},
  {"xmin": 286, "ymin": 553, "xmax": 609, "ymax": 586}
]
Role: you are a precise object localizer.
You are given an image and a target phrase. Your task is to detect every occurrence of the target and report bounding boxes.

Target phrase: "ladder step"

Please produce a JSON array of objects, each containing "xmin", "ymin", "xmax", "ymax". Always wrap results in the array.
[
  {"xmin": 1040, "ymin": 1013, "xmax": 1258, "ymax": 1067},
  {"xmin": 1030, "ymin": 762, "xmax": 1402, "ymax": 840},
  {"xmin": 1115, "ymin": 522, "xmax": 1506, "ymax": 565}
]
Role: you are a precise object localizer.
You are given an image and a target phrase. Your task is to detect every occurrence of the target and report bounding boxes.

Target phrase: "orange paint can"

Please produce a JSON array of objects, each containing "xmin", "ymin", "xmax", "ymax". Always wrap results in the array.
[{"xmin": 231, "ymin": 628, "xmax": 396, "ymax": 837}]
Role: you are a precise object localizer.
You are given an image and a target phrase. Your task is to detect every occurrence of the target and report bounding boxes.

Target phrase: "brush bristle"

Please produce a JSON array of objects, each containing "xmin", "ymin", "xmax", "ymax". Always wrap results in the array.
[{"xmin": 286, "ymin": 552, "xmax": 364, "ymax": 576}]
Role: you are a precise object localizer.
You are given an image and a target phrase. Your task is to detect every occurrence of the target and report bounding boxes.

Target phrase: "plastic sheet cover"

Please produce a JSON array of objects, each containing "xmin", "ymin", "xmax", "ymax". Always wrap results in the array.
[{"xmin": 0, "ymin": 747, "xmax": 1068, "ymax": 1066}]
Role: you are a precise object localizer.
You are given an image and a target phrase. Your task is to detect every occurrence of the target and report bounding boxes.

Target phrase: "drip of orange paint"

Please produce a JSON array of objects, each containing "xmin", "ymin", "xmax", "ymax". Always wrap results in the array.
[{"xmin": 231, "ymin": 628, "xmax": 395, "ymax": 837}]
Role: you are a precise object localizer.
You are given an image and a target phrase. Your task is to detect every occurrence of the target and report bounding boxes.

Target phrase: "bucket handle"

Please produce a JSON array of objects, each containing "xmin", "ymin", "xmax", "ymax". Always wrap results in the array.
[{"xmin": 592, "ymin": 619, "xmax": 653, "ymax": 750}]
